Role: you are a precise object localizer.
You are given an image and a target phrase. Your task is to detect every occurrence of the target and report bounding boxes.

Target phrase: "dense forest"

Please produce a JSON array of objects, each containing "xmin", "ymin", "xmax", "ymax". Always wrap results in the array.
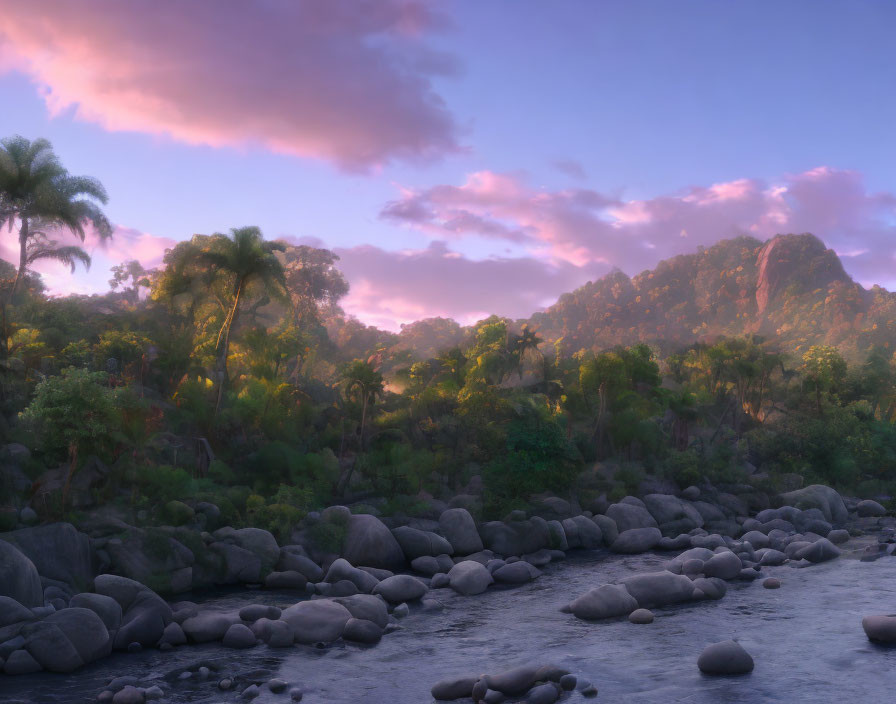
[{"xmin": 2, "ymin": 136, "xmax": 896, "ymax": 538}]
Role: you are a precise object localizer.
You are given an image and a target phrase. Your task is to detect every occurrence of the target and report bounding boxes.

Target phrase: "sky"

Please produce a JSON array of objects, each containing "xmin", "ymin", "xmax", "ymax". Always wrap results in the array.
[{"xmin": 0, "ymin": 0, "xmax": 895, "ymax": 331}]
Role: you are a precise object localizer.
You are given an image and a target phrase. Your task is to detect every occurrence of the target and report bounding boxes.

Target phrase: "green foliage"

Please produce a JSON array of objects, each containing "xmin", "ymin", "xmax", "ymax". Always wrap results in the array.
[
  {"xmin": 160, "ymin": 500, "xmax": 195, "ymax": 526},
  {"xmin": 135, "ymin": 465, "xmax": 194, "ymax": 504}
]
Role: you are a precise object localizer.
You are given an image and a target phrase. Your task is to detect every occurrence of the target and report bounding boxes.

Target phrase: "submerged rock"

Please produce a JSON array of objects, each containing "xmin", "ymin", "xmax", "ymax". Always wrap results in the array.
[{"xmin": 697, "ymin": 640, "xmax": 754, "ymax": 675}]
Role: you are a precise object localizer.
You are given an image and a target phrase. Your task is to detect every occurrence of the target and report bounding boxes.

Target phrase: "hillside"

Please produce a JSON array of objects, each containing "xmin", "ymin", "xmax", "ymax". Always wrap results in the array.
[{"xmin": 527, "ymin": 233, "xmax": 896, "ymax": 358}]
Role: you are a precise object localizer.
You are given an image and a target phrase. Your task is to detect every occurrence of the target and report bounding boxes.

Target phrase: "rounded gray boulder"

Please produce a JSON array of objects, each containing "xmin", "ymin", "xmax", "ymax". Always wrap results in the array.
[{"xmin": 697, "ymin": 640, "xmax": 754, "ymax": 675}]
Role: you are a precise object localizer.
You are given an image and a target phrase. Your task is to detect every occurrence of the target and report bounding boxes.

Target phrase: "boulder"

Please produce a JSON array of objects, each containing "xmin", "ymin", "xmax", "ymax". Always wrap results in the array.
[
  {"xmin": 331, "ymin": 594, "xmax": 389, "ymax": 628},
  {"xmin": 857, "ymin": 500, "xmax": 887, "ymax": 518},
  {"xmin": 619, "ymin": 571, "xmax": 699, "ymax": 608},
  {"xmin": 642, "ymin": 494, "xmax": 704, "ymax": 533},
  {"xmin": 568, "ymin": 583, "xmax": 638, "ymax": 620},
  {"xmin": 277, "ymin": 549, "xmax": 323, "ymax": 582},
  {"xmin": 69, "ymin": 593, "xmax": 122, "ymax": 634},
  {"xmin": 264, "ymin": 571, "xmax": 308, "ymax": 590},
  {"xmin": 479, "ymin": 519, "xmax": 550, "ymax": 556},
  {"xmin": 342, "ymin": 618, "xmax": 383, "ymax": 643},
  {"xmin": 486, "ymin": 665, "xmax": 540, "ymax": 695},
  {"xmin": 372, "ymin": 575, "xmax": 427, "ymax": 603},
  {"xmin": 239, "ymin": 604, "xmax": 281, "ymax": 622},
  {"xmin": 692, "ymin": 577, "xmax": 727, "ymax": 600},
  {"xmin": 605, "ymin": 502, "xmax": 658, "ymax": 532},
  {"xmin": 431, "ymin": 675, "xmax": 478, "ymax": 700},
  {"xmin": 778, "ymin": 485, "xmax": 848, "ymax": 525},
  {"xmin": 546, "ymin": 520, "xmax": 569, "ymax": 551},
  {"xmin": 159, "ymin": 621, "xmax": 187, "ymax": 645},
  {"xmin": 22, "ymin": 608, "xmax": 110, "ymax": 673},
  {"xmin": 211, "ymin": 542, "xmax": 262, "ymax": 583},
  {"xmin": 411, "ymin": 556, "xmax": 441, "ymax": 576},
  {"xmin": 794, "ymin": 538, "xmax": 840, "ymax": 564},
  {"xmin": 181, "ymin": 612, "xmax": 236, "ymax": 642},
  {"xmin": 93, "ymin": 575, "xmax": 172, "ymax": 649},
  {"xmin": 697, "ymin": 640, "xmax": 754, "ymax": 675},
  {"xmin": 629, "ymin": 608, "xmax": 654, "ymax": 624},
  {"xmin": 592, "ymin": 514, "xmax": 618, "ymax": 545},
  {"xmin": 610, "ymin": 527, "xmax": 662, "ymax": 554},
  {"xmin": 0, "ymin": 523, "xmax": 95, "ymax": 592},
  {"xmin": 3, "ymin": 649, "xmax": 42, "ymax": 675},
  {"xmin": 439, "ymin": 508, "xmax": 483, "ymax": 555},
  {"xmin": 741, "ymin": 531, "xmax": 769, "ymax": 549},
  {"xmin": 527, "ymin": 683, "xmax": 560, "ymax": 703},
  {"xmin": 862, "ymin": 614, "xmax": 896, "ymax": 643},
  {"xmin": 703, "ymin": 551, "xmax": 742, "ymax": 580},
  {"xmin": 0, "ymin": 595, "xmax": 34, "ymax": 627},
  {"xmin": 342, "ymin": 514, "xmax": 405, "ymax": 570},
  {"xmin": 448, "ymin": 560, "xmax": 494, "ymax": 596},
  {"xmin": 222, "ymin": 623, "xmax": 257, "ymax": 649},
  {"xmin": 281, "ymin": 599, "xmax": 352, "ymax": 644},
  {"xmin": 493, "ymin": 561, "xmax": 540, "ymax": 584},
  {"xmin": 0, "ymin": 540, "xmax": 42, "ymax": 607},
  {"xmin": 325, "ymin": 558, "xmax": 379, "ymax": 593},
  {"xmin": 569, "ymin": 515, "xmax": 603, "ymax": 549},
  {"xmin": 391, "ymin": 526, "xmax": 453, "ymax": 560},
  {"xmin": 758, "ymin": 549, "xmax": 787, "ymax": 566}
]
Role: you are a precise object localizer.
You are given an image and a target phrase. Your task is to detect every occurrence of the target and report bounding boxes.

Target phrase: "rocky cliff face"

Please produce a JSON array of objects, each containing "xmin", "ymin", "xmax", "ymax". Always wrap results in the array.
[{"xmin": 529, "ymin": 233, "xmax": 895, "ymax": 357}]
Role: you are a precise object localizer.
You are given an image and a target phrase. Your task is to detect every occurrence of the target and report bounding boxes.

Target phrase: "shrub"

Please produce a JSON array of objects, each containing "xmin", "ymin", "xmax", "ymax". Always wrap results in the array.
[{"xmin": 160, "ymin": 500, "xmax": 195, "ymax": 526}]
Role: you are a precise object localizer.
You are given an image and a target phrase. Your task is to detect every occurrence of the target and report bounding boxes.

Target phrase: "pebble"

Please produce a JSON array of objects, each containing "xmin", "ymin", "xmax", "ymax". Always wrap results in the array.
[
  {"xmin": 242, "ymin": 684, "xmax": 260, "ymax": 699},
  {"xmin": 126, "ymin": 642, "xmax": 142, "ymax": 653},
  {"xmin": 268, "ymin": 678, "xmax": 288, "ymax": 693},
  {"xmin": 392, "ymin": 602, "xmax": 410, "ymax": 618},
  {"xmin": 290, "ymin": 687, "xmax": 304, "ymax": 701},
  {"xmin": 218, "ymin": 679, "xmax": 233, "ymax": 690},
  {"xmin": 629, "ymin": 608, "xmax": 654, "ymax": 624},
  {"xmin": 763, "ymin": 578, "xmax": 781, "ymax": 589}
]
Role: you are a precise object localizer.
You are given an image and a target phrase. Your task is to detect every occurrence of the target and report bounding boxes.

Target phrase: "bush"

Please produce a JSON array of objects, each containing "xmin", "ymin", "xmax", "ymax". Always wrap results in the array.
[
  {"xmin": 136, "ymin": 465, "xmax": 194, "ymax": 504},
  {"xmin": 614, "ymin": 463, "xmax": 645, "ymax": 495},
  {"xmin": 160, "ymin": 500, "xmax": 195, "ymax": 526},
  {"xmin": 308, "ymin": 519, "xmax": 347, "ymax": 554},
  {"xmin": 663, "ymin": 449, "xmax": 701, "ymax": 488}
]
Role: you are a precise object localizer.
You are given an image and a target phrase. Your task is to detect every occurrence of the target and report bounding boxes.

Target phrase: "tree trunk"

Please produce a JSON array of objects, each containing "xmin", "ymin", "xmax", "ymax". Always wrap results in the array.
[
  {"xmin": 11, "ymin": 218, "xmax": 29, "ymax": 298},
  {"xmin": 214, "ymin": 278, "xmax": 243, "ymax": 415}
]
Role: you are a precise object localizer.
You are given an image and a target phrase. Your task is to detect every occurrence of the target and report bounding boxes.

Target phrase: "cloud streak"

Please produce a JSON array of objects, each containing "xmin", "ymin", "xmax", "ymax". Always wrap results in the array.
[{"xmin": 0, "ymin": 0, "xmax": 460, "ymax": 169}]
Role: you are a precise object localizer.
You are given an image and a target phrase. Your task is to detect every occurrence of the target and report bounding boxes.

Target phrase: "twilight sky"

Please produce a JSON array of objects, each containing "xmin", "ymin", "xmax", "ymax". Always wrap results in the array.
[{"xmin": 1, "ymin": 0, "xmax": 895, "ymax": 330}]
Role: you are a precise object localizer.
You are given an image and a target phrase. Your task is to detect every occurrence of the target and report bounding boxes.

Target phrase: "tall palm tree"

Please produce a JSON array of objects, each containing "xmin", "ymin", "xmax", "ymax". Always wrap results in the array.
[
  {"xmin": 200, "ymin": 226, "xmax": 286, "ymax": 413},
  {"xmin": 336, "ymin": 359, "xmax": 385, "ymax": 496},
  {"xmin": 0, "ymin": 135, "xmax": 111, "ymax": 298}
]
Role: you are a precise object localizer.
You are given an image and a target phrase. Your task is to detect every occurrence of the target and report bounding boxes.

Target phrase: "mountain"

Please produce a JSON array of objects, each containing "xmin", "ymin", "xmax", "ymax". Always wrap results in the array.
[{"xmin": 527, "ymin": 233, "xmax": 896, "ymax": 357}]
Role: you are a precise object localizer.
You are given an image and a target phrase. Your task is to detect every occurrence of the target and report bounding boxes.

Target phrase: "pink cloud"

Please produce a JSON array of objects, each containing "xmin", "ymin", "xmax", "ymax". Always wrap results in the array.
[
  {"xmin": 0, "ymin": 0, "xmax": 460, "ymax": 170},
  {"xmin": 333, "ymin": 241, "xmax": 601, "ymax": 330},
  {"xmin": 380, "ymin": 167, "xmax": 896, "ymax": 286}
]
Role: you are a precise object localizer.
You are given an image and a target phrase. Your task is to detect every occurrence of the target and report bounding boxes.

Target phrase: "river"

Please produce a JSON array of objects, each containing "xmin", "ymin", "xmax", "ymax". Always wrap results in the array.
[{"xmin": 2, "ymin": 539, "xmax": 894, "ymax": 703}]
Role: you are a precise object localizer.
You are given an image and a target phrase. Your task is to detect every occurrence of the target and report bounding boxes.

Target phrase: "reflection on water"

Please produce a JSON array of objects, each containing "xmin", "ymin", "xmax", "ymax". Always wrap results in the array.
[{"xmin": 2, "ymin": 547, "xmax": 895, "ymax": 703}]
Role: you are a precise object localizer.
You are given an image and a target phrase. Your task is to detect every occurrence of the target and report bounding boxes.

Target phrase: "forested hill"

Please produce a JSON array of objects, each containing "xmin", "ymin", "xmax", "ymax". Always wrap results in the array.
[{"xmin": 527, "ymin": 233, "xmax": 896, "ymax": 358}]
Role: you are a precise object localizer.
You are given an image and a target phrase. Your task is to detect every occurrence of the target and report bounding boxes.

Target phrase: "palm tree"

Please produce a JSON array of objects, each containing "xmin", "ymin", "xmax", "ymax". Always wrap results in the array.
[
  {"xmin": 199, "ymin": 226, "xmax": 286, "ymax": 413},
  {"xmin": 0, "ymin": 135, "xmax": 111, "ymax": 298},
  {"xmin": 336, "ymin": 359, "xmax": 385, "ymax": 496}
]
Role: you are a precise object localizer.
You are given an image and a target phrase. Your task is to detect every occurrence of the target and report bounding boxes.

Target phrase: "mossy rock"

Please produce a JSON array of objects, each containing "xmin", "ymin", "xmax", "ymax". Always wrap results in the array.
[{"xmin": 162, "ymin": 500, "xmax": 195, "ymax": 526}]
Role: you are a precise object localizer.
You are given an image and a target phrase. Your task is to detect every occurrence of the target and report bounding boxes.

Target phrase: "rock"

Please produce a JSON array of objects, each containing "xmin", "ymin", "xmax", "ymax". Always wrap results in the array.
[
  {"xmin": 703, "ymin": 551, "xmax": 742, "ymax": 580},
  {"xmin": 526, "ymin": 683, "xmax": 559, "ymax": 703},
  {"xmin": 758, "ymin": 549, "xmax": 787, "ymax": 566},
  {"xmin": 264, "ymin": 571, "xmax": 308, "ymax": 590},
  {"xmin": 290, "ymin": 687, "xmax": 304, "ymax": 701},
  {"xmin": 778, "ymin": 485, "xmax": 848, "ymax": 525},
  {"xmin": 94, "ymin": 575, "xmax": 172, "ymax": 649},
  {"xmin": 697, "ymin": 640, "xmax": 754, "ymax": 675},
  {"xmin": 410, "ymin": 555, "xmax": 441, "ymax": 576},
  {"xmin": 592, "ymin": 514, "xmax": 618, "ymax": 545},
  {"xmin": 331, "ymin": 594, "xmax": 389, "ymax": 628},
  {"xmin": 112, "ymin": 686, "xmax": 145, "ymax": 704},
  {"xmin": 144, "ymin": 685, "xmax": 163, "ymax": 700},
  {"xmin": 325, "ymin": 558, "xmax": 379, "ymax": 593},
  {"xmin": 0, "ymin": 523, "xmax": 95, "ymax": 592},
  {"xmin": 19, "ymin": 507, "xmax": 37, "ymax": 525},
  {"xmin": 546, "ymin": 520, "xmax": 569, "ymax": 551},
  {"xmin": 3, "ymin": 649, "xmax": 42, "ymax": 675},
  {"xmin": 281, "ymin": 599, "xmax": 352, "ymax": 644},
  {"xmin": 342, "ymin": 617, "xmax": 383, "ymax": 643},
  {"xmin": 741, "ymin": 531, "xmax": 769, "ymax": 549},
  {"xmin": 447, "ymin": 560, "xmax": 494, "ymax": 596},
  {"xmin": 763, "ymin": 578, "xmax": 781, "ymax": 589},
  {"xmin": 827, "ymin": 529, "xmax": 849, "ymax": 544},
  {"xmin": 372, "ymin": 575, "xmax": 428, "ymax": 603},
  {"xmin": 0, "ymin": 595, "xmax": 34, "ymax": 627},
  {"xmin": 487, "ymin": 665, "xmax": 539, "ymax": 695},
  {"xmin": 682, "ymin": 486, "xmax": 700, "ymax": 500},
  {"xmin": 159, "ymin": 621, "xmax": 187, "ymax": 645},
  {"xmin": 431, "ymin": 675, "xmax": 478, "ymax": 700},
  {"xmin": 620, "ymin": 571, "xmax": 700, "ymax": 608},
  {"xmin": 559, "ymin": 674, "xmax": 577, "ymax": 690},
  {"xmin": 342, "ymin": 514, "xmax": 405, "ymax": 570},
  {"xmin": 692, "ymin": 577, "xmax": 727, "ymax": 600},
  {"xmin": 222, "ymin": 623, "xmax": 257, "ymax": 648},
  {"xmin": 210, "ymin": 542, "xmax": 262, "ymax": 583},
  {"xmin": 606, "ymin": 502, "xmax": 658, "ymax": 532},
  {"xmin": 794, "ymin": 538, "xmax": 840, "ymax": 564},
  {"xmin": 0, "ymin": 540, "xmax": 42, "ymax": 607},
  {"xmin": 643, "ymin": 494, "xmax": 704, "ymax": 533},
  {"xmin": 568, "ymin": 583, "xmax": 638, "ymax": 620},
  {"xmin": 241, "ymin": 684, "xmax": 260, "ymax": 699},
  {"xmin": 439, "ymin": 508, "xmax": 483, "ymax": 555},
  {"xmin": 480, "ymin": 519, "xmax": 550, "ymax": 556},
  {"xmin": 392, "ymin": 526, "xmax": 453, "ymax": 560},
  {"xmin": 431, "ymin": 572, "xmax": 450, "ymax": 588},
  {"xmin": 182, "ymin": 612, "xmax": 235, "ymax": 642},
  {"xmin": 266, "ymin": 620, "xmax": 294, "ymax": 648},
  {"xmin": 629, "ymin": 608, "xmax": 654, "ymax": 624},
  {"xmin": 857, "ymin": 500, "xmax": 887, "ymax": 518},
  {"xmin": 268, "ymin": 678, "xmax": 289, "ymax": 693},
  {"xmin": 239, "ymin": 604, "xmax": 281, "ymax": 622},
  {"xmin": 493, "ymin": 561, "xmax": 540, "ymax": 584},
  {"xmin": 611, "ymin": 527, "xmax": 662, "ymax": 553},
  {"xmin": 862, "ymin": 614, "xmax": 896, "ymax": 643},
  {"xmin": 277, "ymin": 549, "xmax": 324, "ymax": 582},
  {"xmin": 484, "ymin": 690, "xmax": 505, "ymax": 704},
  {"xmin": 392, "ymin": 602, "xmax": 409, "ymax": 618}
]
